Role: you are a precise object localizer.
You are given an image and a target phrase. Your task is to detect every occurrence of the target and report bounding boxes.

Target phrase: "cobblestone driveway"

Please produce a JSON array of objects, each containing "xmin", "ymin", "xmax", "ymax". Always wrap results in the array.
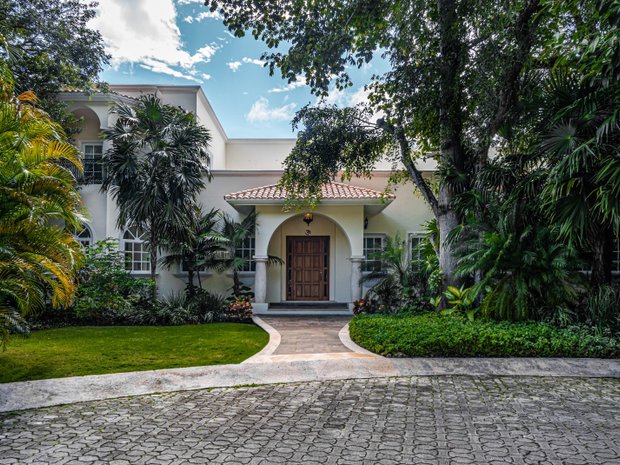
[{"xmin": 1, "ymin": 376, "xmax": 619, "ymax": 465}]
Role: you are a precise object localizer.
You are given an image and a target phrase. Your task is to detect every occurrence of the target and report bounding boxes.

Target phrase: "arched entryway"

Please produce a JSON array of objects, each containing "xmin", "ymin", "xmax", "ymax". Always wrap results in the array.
[{"xmin": 266, "ymin": 212, "xmax": 353, "ymax": 304}]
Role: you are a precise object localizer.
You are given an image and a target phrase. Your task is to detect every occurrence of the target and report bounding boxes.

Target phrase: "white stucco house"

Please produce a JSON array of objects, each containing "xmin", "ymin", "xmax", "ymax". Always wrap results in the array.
[{"xmin": 60, "ymin": 84, "xmax": 436, "ymax": 312}]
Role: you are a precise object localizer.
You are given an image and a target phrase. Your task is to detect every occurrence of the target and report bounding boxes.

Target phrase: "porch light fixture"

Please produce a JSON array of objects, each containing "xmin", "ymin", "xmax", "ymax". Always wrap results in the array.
[
  {"xmin": 364, "ymin": 217, "xmax": 369, "ymax": 229},
  {"xmin": 303, "ymin": 213, "xmax": 314, "ymax": 226}
]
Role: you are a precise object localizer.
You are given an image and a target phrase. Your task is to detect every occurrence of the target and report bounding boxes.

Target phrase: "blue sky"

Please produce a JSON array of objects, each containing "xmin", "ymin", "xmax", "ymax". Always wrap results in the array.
[{"xmin": 92, "ymin": 0, "xmax": 385, "ymax": 138}]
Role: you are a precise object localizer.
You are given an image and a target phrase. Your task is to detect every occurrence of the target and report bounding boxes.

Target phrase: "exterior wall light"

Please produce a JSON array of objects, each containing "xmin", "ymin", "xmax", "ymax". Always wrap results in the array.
[
  {"xmin": 303, "ymin": 213, "xmax": 314, "ymax": 226},
  {"xmin": 364, "ymin": 217, "xmax": 369, "ymax": 229}
]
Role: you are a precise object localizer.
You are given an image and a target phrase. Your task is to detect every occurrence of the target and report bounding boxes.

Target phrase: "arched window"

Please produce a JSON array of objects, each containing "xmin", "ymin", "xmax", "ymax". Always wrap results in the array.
[
  {"xmin": 122, "ymin": 227, "xmax": 151, "ymax": 273},
  {"xmin": 74, "ymin": 224, "xmax": 93, "ymax": 248}
]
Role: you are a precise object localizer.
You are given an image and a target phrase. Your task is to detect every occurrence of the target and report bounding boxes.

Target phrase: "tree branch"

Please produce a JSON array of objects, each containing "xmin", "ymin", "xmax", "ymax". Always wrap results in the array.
[
  {"xmin": 481, "ymin": 0, "xmax": 542, "ymax": 159},
  {"xmin": 385, "ymin": 120, "xmax": 439, "ymax": 217}
]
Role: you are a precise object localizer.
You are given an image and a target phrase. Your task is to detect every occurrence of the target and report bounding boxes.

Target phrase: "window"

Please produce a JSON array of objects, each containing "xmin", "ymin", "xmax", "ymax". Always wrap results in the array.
[
  {"xmin": 237, "ymin": 236, "xmax": 256, "ymax": 272},
  {"xmin": 409, "ymin": 232, "xmax": 425, "ymax": 262},
  {"xmin": 82, "ymin": 143, "xmax": 103, "ymax": 184},
  {"xmin": 122, "ymin": 227, "xmax": 150, "ymax": 273},
  {"xmin": 74, "ymin": 224, "xmax": 93, "ymax": 248},
  {"xmin": 363, "ymin": 234, "xmax": 385, "ymax": 272}
]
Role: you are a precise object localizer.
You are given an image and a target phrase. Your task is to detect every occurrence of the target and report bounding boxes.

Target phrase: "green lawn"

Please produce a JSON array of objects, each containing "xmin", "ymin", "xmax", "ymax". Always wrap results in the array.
[{"xmin": 0, "ymin": 323, "xmax": 268, "ymax": 383}]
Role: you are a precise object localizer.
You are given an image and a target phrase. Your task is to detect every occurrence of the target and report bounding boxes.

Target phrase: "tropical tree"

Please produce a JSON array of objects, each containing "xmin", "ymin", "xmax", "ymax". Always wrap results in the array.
[
  {"xmin": 206, "ymin": 0, "xmax": 548, "ymax": 290},
  {"xmin": 533, "ymin": 0, "xmax": 620, "ymax": 285},
  {"xmin": 102, "ymin": 94, "xmax": 212, "ymax": 283},
  {"xmin": 0, "ymin": 64, "xmax": 84, "ymax": 345},
  {"xmin": 160, "ymin": 208, "xmax": 226, "ymax": 298},
  {"xmin": 0, "ymin": 0, "xmax": 109, "ymax": 134},
  {"xmin": 539, "ymin": 70, "xmax": 620, "ymax": 285},
  {"xmin": 213, "ymin": 211, "xmax": 282, "ymax": 297}
]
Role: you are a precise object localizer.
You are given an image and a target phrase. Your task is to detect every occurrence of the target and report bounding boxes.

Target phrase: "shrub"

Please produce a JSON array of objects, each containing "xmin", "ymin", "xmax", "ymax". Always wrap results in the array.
[
  {"xmin": 130, "ymin": 292, "xmax": 196, "ymax": 326},
  {"xmin": 225, "ymin": 295, "xmax": 253, "ymax": 322},
  {"xmin": 73, "ymin": 239, "xmax": 155, "ymax": 324},
  {"xmin": 191, "ymin": 289, "xmax": 227, "ymax": 323},
  {"xmin": 349, "ymin": 312, "xmax": 620, "ymax": 358},
  {"xmin": 580, "ymin": 284, "xmax": 620, "ymax": 335}
]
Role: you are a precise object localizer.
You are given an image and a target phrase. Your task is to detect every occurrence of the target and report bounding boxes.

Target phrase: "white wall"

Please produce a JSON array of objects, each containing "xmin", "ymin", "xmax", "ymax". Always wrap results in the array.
[
  {"xmin": 225, "ymin": 139, "xmax": 296, "ymax": 170},
  {"xmin": 64, "ymin": 87, "xmax": 436, "ymax": 303}
]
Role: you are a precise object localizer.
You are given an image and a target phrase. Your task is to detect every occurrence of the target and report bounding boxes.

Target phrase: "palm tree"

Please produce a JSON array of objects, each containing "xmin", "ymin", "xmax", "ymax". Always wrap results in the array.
[
  {"xmin": 160, "ymin": 208, "xmax": 226, "ymax": 297},
  {"xmin": 214, "ymin": 211, "xmax": 281, "ymax": 297},
  {"xmin": 102, "ymin": 94, "xmax": 212, "ymax": 282},
  {"xmin": 539, "ymin": 70, "xmax": 620, "ymax": 285},
  {"xmin": 360, "ymin": 234, "xmax": 435, "ymax": 313},
  {"xmin": 0, "ymin": 64, "xmax": 84, "ymax": 345}
]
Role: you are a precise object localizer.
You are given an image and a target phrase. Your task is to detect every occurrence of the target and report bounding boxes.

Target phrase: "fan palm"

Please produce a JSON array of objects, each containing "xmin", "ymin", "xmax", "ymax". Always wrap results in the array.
[
  {"xmin": 361, "ymin": 234, "xmax": 434, "ymax": 313},
  {"xmin": 214, "ymin": 211, "xmax": 281, "ymax": 297},
  {"xmin": 102, "ymin": 94, "xmax": 212, "ymax": 281},
  {"xmin": 0, "ymin": 64, "xmax": 84, "ymax": 345},
  {"xmin": 539, "ymin": 70, "xmax": 620, "ymax": 285},
  {"xmin": 160, "ymin": 208, "xmax": 227, "ymax": 297}
]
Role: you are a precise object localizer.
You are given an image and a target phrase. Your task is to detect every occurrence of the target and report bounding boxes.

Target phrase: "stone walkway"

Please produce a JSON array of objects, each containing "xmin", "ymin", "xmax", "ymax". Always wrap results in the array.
[
  {"xmin": 259, "ymin": 316, "xmax": 352, "ymax": 354},
  {"xmin": 2, "ymin": 376, "xmax": 619, "ymax": 464}
]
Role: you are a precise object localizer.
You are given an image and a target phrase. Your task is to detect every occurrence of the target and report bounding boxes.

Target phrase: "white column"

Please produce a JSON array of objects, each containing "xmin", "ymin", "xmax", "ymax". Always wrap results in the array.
[
  {"xmin": 254, "ymin": 256, "xmax": 268, "ymax": 304},
  {"xmin": 349, "ymin": 256, "xmax": 364, "ymax": 302}
]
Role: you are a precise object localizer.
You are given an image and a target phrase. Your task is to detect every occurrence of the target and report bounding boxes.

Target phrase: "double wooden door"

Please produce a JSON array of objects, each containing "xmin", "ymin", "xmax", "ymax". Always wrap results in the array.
[{"xmin": 286, "ymin": 236, "xmax": 329, "ymax": 301}]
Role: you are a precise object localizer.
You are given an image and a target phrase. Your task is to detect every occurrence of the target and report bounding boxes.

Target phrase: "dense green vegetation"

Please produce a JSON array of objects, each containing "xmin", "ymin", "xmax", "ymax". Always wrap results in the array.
[
  {"xmin": 0, "ymin": 65, "xmax": 84, "ymax": 346},
  {"xmin": 0, "ymin": 324, "xmax": 268, "ymax": 383},
  {"xmin": 0, "ymin": 0, "xmax": 109, "ymax": 134},
  {"xmin": 102, "ymin": 94, "xmax": 212, "ymax": 282},
  {"xmin": 209, "ymin": 0, "xmax": 620, "ymax": 336},
  {"xmin": 350, "ymin": 313, "xmax": 620, "ymax": 358}
]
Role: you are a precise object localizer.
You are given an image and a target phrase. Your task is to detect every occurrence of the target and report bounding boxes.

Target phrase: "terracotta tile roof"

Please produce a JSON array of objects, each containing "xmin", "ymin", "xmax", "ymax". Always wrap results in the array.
[{"xmin": 224, "ymin": 181, "xmax": 394, "ymax": 201}]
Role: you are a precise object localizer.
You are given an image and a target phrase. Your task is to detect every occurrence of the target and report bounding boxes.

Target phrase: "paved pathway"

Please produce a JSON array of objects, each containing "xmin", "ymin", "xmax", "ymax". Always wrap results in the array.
[
  {"xmin": 259, "ymin": 316, "xmax": 352, "ymax": 355},
  {"xmin": 2, "ymin": 375, "xmax": 619, "ymax": 464}
]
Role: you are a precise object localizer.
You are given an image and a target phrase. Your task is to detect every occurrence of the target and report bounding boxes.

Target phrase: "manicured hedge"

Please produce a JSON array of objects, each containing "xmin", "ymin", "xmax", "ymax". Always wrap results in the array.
[{"xmin": 349, "ymin": 313, "xmax": 620, "ymax": 358}]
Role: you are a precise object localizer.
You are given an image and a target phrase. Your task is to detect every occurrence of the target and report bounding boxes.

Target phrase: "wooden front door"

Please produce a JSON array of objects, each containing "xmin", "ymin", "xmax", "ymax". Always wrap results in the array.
[{"xmin": 287, "ymin": 236, "xmax": 329, "ymax": 301}]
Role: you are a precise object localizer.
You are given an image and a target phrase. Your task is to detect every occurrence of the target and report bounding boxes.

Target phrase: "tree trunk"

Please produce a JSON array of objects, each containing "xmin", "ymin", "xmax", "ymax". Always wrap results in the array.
[
  {"xmin": 233, "ymin": 270, "xmax": 241, "ymax": 297},
  {"xmin": 187, "ymin": 268, "xmax": 196, "ymax": 297},
  {"xmin": 149, "ymin": 243, "xmax": 158, "ymax": 297},
  {"xmin": 437, "ymin": 185, "xmax": 461, "ymax": 288},
  {"xmin": 437, "ymin": 0, "xmax": 464, "ymax": 291},
  {"xmin": 591, "ymin": 226, "xmax": 613, "ymax": 286}
]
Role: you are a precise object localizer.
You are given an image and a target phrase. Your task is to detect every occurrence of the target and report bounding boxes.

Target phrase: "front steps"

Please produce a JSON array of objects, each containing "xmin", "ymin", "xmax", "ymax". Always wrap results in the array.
[{"xmin": 253, "ymin": 301, "xmax": 353, "ymax": 316}]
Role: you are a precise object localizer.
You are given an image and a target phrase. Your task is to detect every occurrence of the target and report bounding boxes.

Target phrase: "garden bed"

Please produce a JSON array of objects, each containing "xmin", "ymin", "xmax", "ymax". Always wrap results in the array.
[
  {"xmin": 0, "ymin": 323, "xmax": 268, "ymax": 383},
  {"xmin": 349, "ymin": 313, "xmax": 620, "ymax": 358}
]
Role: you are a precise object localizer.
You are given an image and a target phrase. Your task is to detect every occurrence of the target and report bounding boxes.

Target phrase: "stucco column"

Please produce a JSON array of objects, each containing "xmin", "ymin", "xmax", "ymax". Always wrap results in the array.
[
  {"xmin": 254, "ymin": 256, "xmax": 268, "ymax": 304},
  {"xmin": 349, "ymin": 256, "xmax": 364, "ymax": 302}
]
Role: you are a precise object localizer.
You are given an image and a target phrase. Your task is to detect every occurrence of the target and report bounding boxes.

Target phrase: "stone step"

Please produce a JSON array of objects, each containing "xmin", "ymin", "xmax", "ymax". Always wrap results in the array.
[
  {"xmin": 268, "ymin": 302, "xmax": 349, "ymax": 310},
  {"xmin": 253, "ymin": 308, "xmax": 353, "ymax": 316}
]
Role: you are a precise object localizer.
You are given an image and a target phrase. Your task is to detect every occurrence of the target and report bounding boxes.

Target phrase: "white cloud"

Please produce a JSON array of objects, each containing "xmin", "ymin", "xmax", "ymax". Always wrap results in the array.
[
  {"xmin": 183, "ymin": 11, "xmax": 223, "ymax": 23},
  {"xmin": 246, "ymin": 97, "xmax": 296, "ymax": 123},
  {"xmin": 321, "ymin": 86, "xmax": 347, "ymax": 106},
  {"xmin": 349, "ymin": 86, "xmax": 371, "ymax": 106},
  {"xmin": 242, "ymin": 57, "xmax": 265, "ymax": 66},
  {"xmin": 202, "ymin": 73, "xmax": 212, "ymax": 80},
  {"xmin": 140, "ymin": 58, "xmax": 200, "ymax": 82},
  {"xmin": 91, "ymin": 0, "xmax": 220, "ymax": 81},
  {"xmin": 269, "ymin": 76, "xmax": 307, "ymax": 93},
  {"xmin": 227, "ymin": 61, "xmax": 242, "ymax": 72}
]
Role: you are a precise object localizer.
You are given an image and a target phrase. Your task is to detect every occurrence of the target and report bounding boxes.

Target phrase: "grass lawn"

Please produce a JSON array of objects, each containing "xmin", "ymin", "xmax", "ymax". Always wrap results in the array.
[{"xmin": 0, "ymin": 323, "xmax": 268, "ymax": 383}]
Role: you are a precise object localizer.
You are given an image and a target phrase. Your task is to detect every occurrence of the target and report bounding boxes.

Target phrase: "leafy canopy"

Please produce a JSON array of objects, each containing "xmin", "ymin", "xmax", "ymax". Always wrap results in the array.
[{"xmin": 0, "ymin": 65, "xmax": 84, "ymax": 345}]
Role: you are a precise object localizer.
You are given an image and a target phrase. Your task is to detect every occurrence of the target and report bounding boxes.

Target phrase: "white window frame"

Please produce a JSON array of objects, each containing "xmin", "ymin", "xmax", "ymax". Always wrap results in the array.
[
  {"xmin": 362, "ymin": 234, "xmax": 386, "ymax": 273},
  {"xmin": 237, "ymin": 236, "xmax": 256, "ymax": 273},
  {"xmin": 81, "ymin": 141, "xmax": 104, "ymax": 184},
  {"xmin": 408, "ymin": 231, "xmax": 425, "ymax": 262},
  {"xmin": 74, "ymin": 224, "xmax": 94, "ymax": 248},
  {"xmin": 121, "ymin": 227, "xmax": 151, "ymax": 274}
]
